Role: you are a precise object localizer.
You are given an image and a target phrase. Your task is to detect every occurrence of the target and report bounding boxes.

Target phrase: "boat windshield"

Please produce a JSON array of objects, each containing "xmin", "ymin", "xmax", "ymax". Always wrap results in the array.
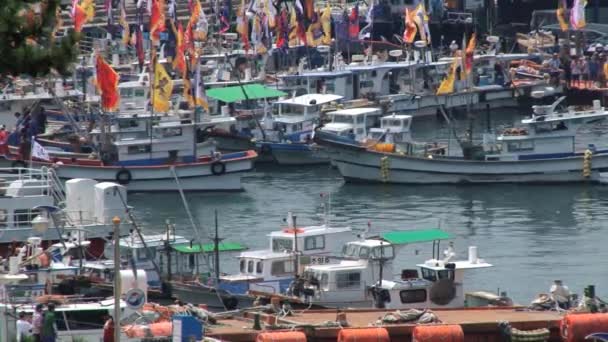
[
  {"xmin": 332, "ymin": 115, "xmax": 354, "ymax": 123},
  {"xmin": 272, "ymin": 238, "xmax": 293, "ymax": 252}
]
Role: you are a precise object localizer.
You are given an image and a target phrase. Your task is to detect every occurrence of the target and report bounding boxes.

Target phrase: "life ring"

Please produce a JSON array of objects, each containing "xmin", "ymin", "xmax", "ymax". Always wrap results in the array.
[
  {"xmin": 222, "ymin": 296, "xmax": 238, "ymax": 310},
  {"xmin": 115, "ymin": 169, "xmax": 132, "ymax": 185},
  {"xmin": 10, "ymin": 160, "xmax": 27, "ymax": 173},
  {"xmin": 211, "ymin": 161, "xmax": 226, "ymax": 176},
  {"xmin": 260, "ymin": 144, "xmax": 272, "ymax": 155}
]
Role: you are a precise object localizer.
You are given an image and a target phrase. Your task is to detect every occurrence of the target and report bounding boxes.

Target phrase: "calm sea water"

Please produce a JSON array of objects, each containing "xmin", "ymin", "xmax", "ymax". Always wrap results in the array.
[{"xmin": 129, "ymin": 110, "xmax": 608, "ymax": 304}]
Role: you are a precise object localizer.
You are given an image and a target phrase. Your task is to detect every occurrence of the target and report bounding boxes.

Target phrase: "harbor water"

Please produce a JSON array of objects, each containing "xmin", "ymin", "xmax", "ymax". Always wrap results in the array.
[{"xmin": 129, "ymin": 109, "xmax": 608, "ymax": 304}]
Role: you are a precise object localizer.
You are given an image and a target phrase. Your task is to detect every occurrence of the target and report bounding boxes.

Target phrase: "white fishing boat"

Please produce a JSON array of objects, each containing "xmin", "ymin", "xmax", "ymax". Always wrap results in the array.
[
  {"xmin": 171, "ymin": 211, "xmax": 354, "ymax": 309},
  {"xmin": 316, "ymin": 98, "xmax": 608, "ymax": 184},
  {"xmin": 291, "ymin": 229, "xmax": 495, "ymax": 309},
  {"xmin": 321, "ymin": 107, "xmax": 385, "ymax": 141},
  {"xmin": 27, "ymin": 112, "xmax": 257, "ymax": 192},
  {"xmin": 257, "ymin": 93, "xmax": 343, "ymax": 165},
  {"xmin": 0, "ymin": 170, "xmax": 127, "ymax": 255}
]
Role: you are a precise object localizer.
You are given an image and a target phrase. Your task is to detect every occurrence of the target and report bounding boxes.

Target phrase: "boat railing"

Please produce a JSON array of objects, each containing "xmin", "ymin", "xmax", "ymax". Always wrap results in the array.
[{"xmin": 0, "ymin": 168, "xmax": 55, "ymax": 197}]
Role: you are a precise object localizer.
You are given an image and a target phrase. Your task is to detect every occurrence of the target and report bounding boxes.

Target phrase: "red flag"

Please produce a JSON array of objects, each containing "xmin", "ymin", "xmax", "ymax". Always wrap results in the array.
[
  {"xmin": 73, "ymin": 5, "xmax": 87, "ymax": 32},
  {"xmin": 150, "ymin": 0, "xmax": 166, "ymax": 43},
  {"xmin": 136, "ymin": 28, "xmax": 145, "ymax": 69},
  {"xmin": 173, "ymin": 22, "xmax": 186, "ymax": 75},
  {"xmin": 402, "ymin": 8, "xmax": 417, "ymax": 44},
  {"xmin": 464, "ymin": 33, "xmax": 476, "ymax": 74},
  {"xmin": 348, "ymin": 4, "xmax": 359, "ymax": 39},
  {"xmin": 95, "ymin": 55, "xmax": 120, "ymax": 112}
]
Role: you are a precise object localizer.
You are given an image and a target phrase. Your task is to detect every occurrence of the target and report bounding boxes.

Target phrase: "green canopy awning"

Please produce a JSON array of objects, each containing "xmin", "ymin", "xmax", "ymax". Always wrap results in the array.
[
  {"xmin": 382, "ymin": 229, "xmax": 452, "ymax": 245},
  {"xmin": 172, "ymin": 242, "xmax": 247, "ymax": 254},
  {"xmin": 206, "ymin": 84, "xmax": 287, "ymax": 103}
]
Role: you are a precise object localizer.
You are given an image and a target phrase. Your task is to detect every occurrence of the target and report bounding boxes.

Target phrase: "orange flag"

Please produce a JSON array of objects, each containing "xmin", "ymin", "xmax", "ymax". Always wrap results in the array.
[
  {"xmin": 73, "ymin": 0, "xmax": 95, "ymax": 33},
  {"xmin": 150, "ymin": 0, "xmax": 166, "ymax": 44},
  {"xmin": 173, "ymin": 22, "xmax": 186, "ymax": 76},
  {"xmin": 402, "ymin": 8, "xmax": 417, "ymax": 44},
  {"xmin": 464, "ymin": 33, "xmax": 476, "ymax": 75},
  {"xmin": 95, "ymin": 55, "xmax": 120, "ymax": 112}
]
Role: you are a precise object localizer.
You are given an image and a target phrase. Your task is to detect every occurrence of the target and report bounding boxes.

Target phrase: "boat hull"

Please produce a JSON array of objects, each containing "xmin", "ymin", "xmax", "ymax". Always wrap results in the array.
[
  {"xmin": 170, "ymin": 282, "xmax": 255, "ymax": 311},
  {"xmin": 269, "ymin": 143, "xmax": 330, "ymax": 165},
  {"xmin": 317, "ymin": 133, "xmax": 608, "ymax": 184},
  {"xmin": 34, "ymin": 151, "xmax": 257, "ymax": 191}
]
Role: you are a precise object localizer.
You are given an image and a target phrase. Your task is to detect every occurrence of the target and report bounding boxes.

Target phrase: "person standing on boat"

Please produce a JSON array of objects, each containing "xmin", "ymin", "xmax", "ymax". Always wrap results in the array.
[
  {"xmin": 32, "ymin": 304, "xmax": 44, "ymax": 342},
  {"xmin": 103, "ymin": 316, "xmax": 115, "ymax": 342},
  {"xmin": 41, "ymin": 303, "xmax": 57, "ymax": 342},
  {"xmin": 570, "ymin": 57, "xmax": 582, "ymax": 88},
  {"xmin": 0, "ymin": 125, "xmax": 8, "ymax": 156},
  {"xmin": 16, "ymin": 312, "xmax": 33, "ymax": 342}
]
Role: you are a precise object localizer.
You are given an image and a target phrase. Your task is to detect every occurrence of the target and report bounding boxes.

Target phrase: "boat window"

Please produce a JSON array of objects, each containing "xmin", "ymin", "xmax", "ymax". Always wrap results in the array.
[
  {"xmin": 356, "ymin": 116, "xmax": 365, "ymax": 124},
  {"xmin": 127, "ymin": 145, "xmax": 152, "ymax": 154},
  {"xmin": 507, "ymin": 141, "xmax": 534, "ymax": 153},
  {"xmin": 59, "ymin": 309, "xmax": 109, "ymax": 331},
  {"xmin": 13, "ymin": 209, "xmax": 39, "ymax": 228},
  {"xmin": 120, "ymin": 88, "xmax": 133, "ymax": 97},
  {"xmin": 271, "ymin": 260, "xmax": 294, "ymax": 276},
  {"xmin": 371, "ymin": 71, "xmax": 377, "ymax": 77},
  {"xmin": 136, "ymin": 247, "xmax": 155, "ymax": 261},
  {"xmin": 421, "ymin": 268, "xmax": 437, "ymax": 282},
  {"xmin": 272, "ymin": 238, "xmax": 293, "ymax": 252},
  {"xmin": 240, "ymin": 259, "xmax": 245, "ymax": 273},
  {"xmin": 320, "ymin": 273, "xmax": 328, "ymax": 289},
  {"xmin": 256, "ymin": 261, "xmax": 263, "ymax": 274},
  {"xmin": 438, "ymin": 269, "xmax": 454, "ymax": 280},
  {"xmin": 332, "ymin": 115, "xmax": 353, "ymax": 124},
  {"xmin": 360, "ymin": 80, "xmax": 374, "ymax": 89},
  {"xmin": 158, "ymin": 127, "xmax": 182, "ymax": 138},
  {"xmin": 371, "ymin": 245, "xmax": 394, "ymax": 259},
  {"xmin": 247, "ymin": 260, "xmax": 254, "ymax": 273},
  {"xmin": 134, "ymin": 88, "xmax": 146, "ymax": 98},
  {"xmin": 359, "ymin": 247, "xmax": 370, "ymax": 259},
  {"xmin": 399, "ymin": 289, "xmax": 427, "ymax": 304},
  {"xmin": 342, "ymin": 243, "xmax": 359, "ymax": 258},
  {"xmin": 118, "ymin": 119, "xmax": 140, "ymax": 129},
  {"xmin": 336, "ymin": 272, "xmax": 361, "ymax": 289},
  {"xmin": 0, "ymin": 209, "xmax": 6, "ymax": 228},
  {"xmin": 304, "ymin": 236, "xmax": 325, "ymax": 250}
]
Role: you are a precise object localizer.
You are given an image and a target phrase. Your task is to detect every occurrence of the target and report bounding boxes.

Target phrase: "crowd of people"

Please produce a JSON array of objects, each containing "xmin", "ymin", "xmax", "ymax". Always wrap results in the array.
[
  {"xmin": 15, "ymin": 303, "xmax": 57, "ymax": 342},
  {"xmin": 546, "ymin": 48, "xmax": 608, "ymax": 89}
]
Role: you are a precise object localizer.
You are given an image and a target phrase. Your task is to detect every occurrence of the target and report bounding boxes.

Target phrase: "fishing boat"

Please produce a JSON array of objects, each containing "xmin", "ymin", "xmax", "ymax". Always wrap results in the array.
[
  {"xmin": 257, "ymin": 93, "xmax": 343, "ymax": 165},
  {"xmin": 316, "ymin": 97, "xmax": 608, "ymax": 184},
  {"xmin": 25, "ymin": 112, "xmax": 257, "ymax": 191},
  {"xmin": 290, "ymin": 229, "xmax": 496, "ymax": 309},
  {"xmin": 0, "ymin": 170, "xmax": 126, "ymax": 255},
  {"xmin": 170, "ymin": 211, "xmax": 354, "ymax": 310}
]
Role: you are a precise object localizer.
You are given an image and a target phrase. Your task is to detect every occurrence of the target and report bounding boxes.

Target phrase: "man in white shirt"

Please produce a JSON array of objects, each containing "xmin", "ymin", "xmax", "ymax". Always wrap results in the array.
[{"xmin": 16, "ymin": 311, "xmax": 32, "ymax": 342}]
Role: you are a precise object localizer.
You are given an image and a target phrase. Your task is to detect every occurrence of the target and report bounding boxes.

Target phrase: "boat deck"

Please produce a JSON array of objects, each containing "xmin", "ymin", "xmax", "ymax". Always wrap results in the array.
[{"xmin": 206, "ymin": 307, "xmax": 564, "ymax": 341}]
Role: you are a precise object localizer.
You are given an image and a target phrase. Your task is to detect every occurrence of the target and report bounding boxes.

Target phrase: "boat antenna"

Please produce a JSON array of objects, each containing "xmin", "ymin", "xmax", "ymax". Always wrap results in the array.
[{"xmin": 213, "ymin": 209, "xmax": 223, "ymax": 286}]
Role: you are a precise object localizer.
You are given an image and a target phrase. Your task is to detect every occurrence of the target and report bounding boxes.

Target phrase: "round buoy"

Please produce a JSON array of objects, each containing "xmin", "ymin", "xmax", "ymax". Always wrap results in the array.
[
  {"xmin": 413, "ymin": 324, "xmax": 464, "ymax": 342},
  {"xmin": 256, "ymin": 331, "xmax": 307, "ymax": 342},
  {"xmin": 561, "ymin": 313, "xmax": 608, "ymax": 342},
  {"xmin": 337, "ymin": 328, "xmax": 390, "ymax": 342}
]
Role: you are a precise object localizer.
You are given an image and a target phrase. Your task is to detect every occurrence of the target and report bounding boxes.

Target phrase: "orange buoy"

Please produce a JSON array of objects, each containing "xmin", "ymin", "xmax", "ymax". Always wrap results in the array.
[
  {"xmin": 413, "ymin": 325, "xmax": 464, "ymax": 342},
  {"xmin": 337, "ymin": 328, "xmax": 390, "ymax": 342},
  {"xmin": 561, "ymin": 313, "xmax": 608, "ymax": 342},
  {"xmin": 149, "ymin": 321, "xmax": 173, "ymax": 337},
  {"xmin": 256, "ymin": 331, "xmax": 307, "ymax": 342}
]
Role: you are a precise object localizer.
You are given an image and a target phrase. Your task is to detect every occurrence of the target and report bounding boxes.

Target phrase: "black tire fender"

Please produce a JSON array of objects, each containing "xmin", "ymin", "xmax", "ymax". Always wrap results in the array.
[
  {"xmin": 115, "ymin": 168, "xmax": 132, "ymax": 185},
  {"xmin": 211, "ymin": 161, "xmax": 226, "ymax": 176}
]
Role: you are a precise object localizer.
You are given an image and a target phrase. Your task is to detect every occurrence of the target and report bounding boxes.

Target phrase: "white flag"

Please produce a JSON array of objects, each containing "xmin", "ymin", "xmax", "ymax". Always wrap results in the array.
[{"xmin": 31, "ymin": 139, "xmax": 50, "ymax": 161}]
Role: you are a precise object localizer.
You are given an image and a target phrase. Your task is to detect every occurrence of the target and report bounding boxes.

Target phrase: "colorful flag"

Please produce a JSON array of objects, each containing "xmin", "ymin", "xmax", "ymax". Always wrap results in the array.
[
  {"xmin": 194, "ymin": 63, "xmax": 209, "ymax": 111},
  {"xmin": 152, "ymin": 63, "xmax": 174, "ymax": 112},
  {"xmin": 556, "ymin": 0, "xmax": 569, "ymax": 32},
  {"xmin": 359, "ymin": 2, "xmax": 374, "ymax": 40},
  {"xmin": 168, "ymin": 0, "xmax": 177, "ymax": 22},
  {"xmin": 120, "ymin": 0, "xmax": 130, "ymax": 45},
  {"xmin": 150, "ymin": 0, "xmax": 166, "ymax": 44},
  {"xmin": 184, "ymin": 21, "xmax": 196, "ymax": 69},
  {"xmin": 237, "ymin": 0, "xmax": 251, "ymax": 51},
  {"xmin": 288, "ymin": 6, "xmax": 299, "ymax": 46},
  {"xmin": 295, "ymin": 0, "xmax": 308, "ymax": 44},
  {"xmin": 136, "ymin": 27, "xmax": 145, "ymax": 69},
  {"xmin": 31, "ymin": 139, "xmax": 50, "ymax": 161},
  {"xmin": 348, "ymin": 3, "xmax": 359, "ymax": 40},
  {"xmin": 464, "ymin": 33, "xmax": 476, "ymax": 75},
  {"xmin": 95, "ymin": 55, "xmax": 120, "ymax": 111},
  {"xmin": 105, "ymin": 0, "xmax": 113, "ymax": 26},
  {"xmin": 306, "ymin": 11, "xmax": 323, "ymax": 47},
  {"xmin": 320, "ymin": 4, "xmax": 331, "ymax": 45},
  {"xmin": 402, "ymin": 8, "xmax": 417, "ymax": 44},
  {"xmin": 72, "ymin": 0, "xmax": 95, "ymax": 33},
  {"xmin": 173, "ymin": 22, "xmax": 186, "ymax": 76},
  {"xmin": 570, "ymin": 0, "xmax": 587, "ymax": 30},
  {"xmin": 413, "ymin": 3, "xmax": 430, "ymax": 44},
  {"xmin": 219, "ymin": 0, "xmax": 231, "ymax": 33},
  {"xmin": 436, "ymin": 58, "xmax": 459, "ymax": 95},
  {"xmin": 251, "ymin": 13, "xmax": 267, "ymax": 54}
]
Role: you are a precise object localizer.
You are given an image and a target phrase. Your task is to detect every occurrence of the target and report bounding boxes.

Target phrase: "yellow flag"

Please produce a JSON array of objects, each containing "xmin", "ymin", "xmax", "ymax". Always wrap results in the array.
[
  {"xmin": 436, "ymin": 58, "xmax": 459, "ymax": 95},
  {"xmin": 152, "ymin": 62, "xmax": 174, "ymax": 112}
]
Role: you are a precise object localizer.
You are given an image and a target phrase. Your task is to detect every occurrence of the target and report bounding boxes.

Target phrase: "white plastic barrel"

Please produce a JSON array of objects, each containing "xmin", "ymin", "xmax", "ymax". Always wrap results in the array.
[{"xmin": 468, "ymin": 246, "xmax": 478, "ymax": 264}]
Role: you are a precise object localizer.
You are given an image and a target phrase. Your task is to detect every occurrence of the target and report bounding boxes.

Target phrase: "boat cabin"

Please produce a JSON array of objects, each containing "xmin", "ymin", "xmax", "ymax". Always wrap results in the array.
[
  {"xmin": 485, "ymin": 98, "xmax": 608, "ymax": 161},
  {"xmin": 368, "ymin": 114, "xmax": 413, "ymax": 145},
  {"xmin": 373, "ymin": 246, "xmax": 492, "ymax": 309},
  {"xmin": 219, "ymin": 220, "xmax": 353, "ymax": 295},
  {"xmin": 322, "ymin": 107, "xmax": 384, "ymax": 141},
  {"xmin": 261, "ymin": 94, "xmax": 343, "ymax": 143},
  {"xmin": 118, "ymin": 74, "xmax": 150, "ymax": 111},
  {"xmin": 278, "ymin": 70, "xmax": 354, "ymax": 100}
]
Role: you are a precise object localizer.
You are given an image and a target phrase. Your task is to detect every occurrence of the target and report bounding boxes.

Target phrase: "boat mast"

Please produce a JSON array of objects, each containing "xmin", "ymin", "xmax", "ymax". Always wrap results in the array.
[{"xmin": 213, "ymin": 209, "xmax": 223, "ymax": 285}]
